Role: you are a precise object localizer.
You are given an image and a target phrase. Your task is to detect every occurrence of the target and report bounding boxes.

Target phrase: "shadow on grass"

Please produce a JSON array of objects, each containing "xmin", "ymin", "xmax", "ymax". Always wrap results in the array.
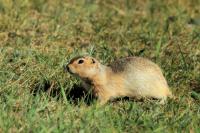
[
  {"xmin": 30, "ymin": 80, "xmax": 142, "ymax": 105},
  {"xmin": 31, "ymin": 79, "xmax": 96, "ymax": 105}
]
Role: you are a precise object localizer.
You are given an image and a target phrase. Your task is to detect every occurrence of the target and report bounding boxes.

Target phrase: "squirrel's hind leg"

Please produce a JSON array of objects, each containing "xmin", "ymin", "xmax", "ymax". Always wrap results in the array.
[{"xmin": 157, "ymin": 97, "xmax": 167, "ymax": 105}]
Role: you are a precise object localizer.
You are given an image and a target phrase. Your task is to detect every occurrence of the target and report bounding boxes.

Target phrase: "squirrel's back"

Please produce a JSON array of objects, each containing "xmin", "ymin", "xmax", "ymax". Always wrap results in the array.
[{"xmin": 109, "ymin": 57, "xmax": 172, "ymax": 99}]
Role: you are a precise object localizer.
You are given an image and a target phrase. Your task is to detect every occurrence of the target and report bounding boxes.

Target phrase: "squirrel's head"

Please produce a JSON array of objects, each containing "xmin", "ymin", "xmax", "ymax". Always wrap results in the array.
[{"xmin": 65, "ymin": 56, "xmax": 101, "ymax": 79}]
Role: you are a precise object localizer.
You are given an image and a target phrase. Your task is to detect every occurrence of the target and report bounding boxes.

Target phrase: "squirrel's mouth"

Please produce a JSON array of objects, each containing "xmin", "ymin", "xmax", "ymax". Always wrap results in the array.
[
  {"xmin": 64, "ymin": 64, "xmax": 74, "ymax": 75},
  {"xmin": 67, "ymin": 68, "xmax": 74, "ymax": 75}
]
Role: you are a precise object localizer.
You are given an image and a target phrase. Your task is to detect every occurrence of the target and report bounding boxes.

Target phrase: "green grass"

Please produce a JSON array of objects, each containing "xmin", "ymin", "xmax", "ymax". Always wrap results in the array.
[{"xmin": 0, "ymin": 0, "xmax": 200, "ymax": 132}]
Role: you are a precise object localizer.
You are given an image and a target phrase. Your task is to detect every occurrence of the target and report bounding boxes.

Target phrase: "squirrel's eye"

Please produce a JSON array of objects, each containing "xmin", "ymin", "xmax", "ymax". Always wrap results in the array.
[{"xmin": 78, "ymin": 59, "xmax": 84, "ymax": 64}]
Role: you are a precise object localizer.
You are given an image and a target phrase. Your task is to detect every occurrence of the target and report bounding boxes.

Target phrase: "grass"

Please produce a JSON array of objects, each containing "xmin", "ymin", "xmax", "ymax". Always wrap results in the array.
[{"xmin": 0, "ymin": 0, "xmax": 200, "ymax": 132}]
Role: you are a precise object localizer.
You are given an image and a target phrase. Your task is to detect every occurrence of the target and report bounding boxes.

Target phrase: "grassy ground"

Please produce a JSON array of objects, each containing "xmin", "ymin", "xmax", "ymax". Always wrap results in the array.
[{"xmin": 0, "ymin": 0, "xmax": 200, "ymax": 132}]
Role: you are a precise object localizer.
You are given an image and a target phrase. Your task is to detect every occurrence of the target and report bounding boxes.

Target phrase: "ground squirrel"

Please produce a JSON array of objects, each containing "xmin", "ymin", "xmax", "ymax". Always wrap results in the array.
[{"xmin": 65, "ymin": 56, "xmax": 172, "ymax": 105}]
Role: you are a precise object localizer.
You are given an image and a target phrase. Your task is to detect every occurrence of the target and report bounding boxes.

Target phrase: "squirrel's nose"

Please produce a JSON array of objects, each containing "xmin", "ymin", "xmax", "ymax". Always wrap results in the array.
[{"xmin": 63, "ymin": 64, "xmax": 70, "ymax": 72}]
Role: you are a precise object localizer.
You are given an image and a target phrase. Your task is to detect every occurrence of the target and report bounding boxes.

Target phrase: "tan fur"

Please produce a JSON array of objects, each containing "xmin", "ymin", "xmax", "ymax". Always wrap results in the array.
[{"xmin": 66, "ymin": 56, "xmax": 172, "ymax": 105}]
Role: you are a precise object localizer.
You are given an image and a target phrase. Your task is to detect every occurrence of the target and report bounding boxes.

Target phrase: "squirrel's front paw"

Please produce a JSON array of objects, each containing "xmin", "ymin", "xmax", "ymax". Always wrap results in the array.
[{"xmin": 97, "ymin": 98, "xmax": 109, "ymax": 106}]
